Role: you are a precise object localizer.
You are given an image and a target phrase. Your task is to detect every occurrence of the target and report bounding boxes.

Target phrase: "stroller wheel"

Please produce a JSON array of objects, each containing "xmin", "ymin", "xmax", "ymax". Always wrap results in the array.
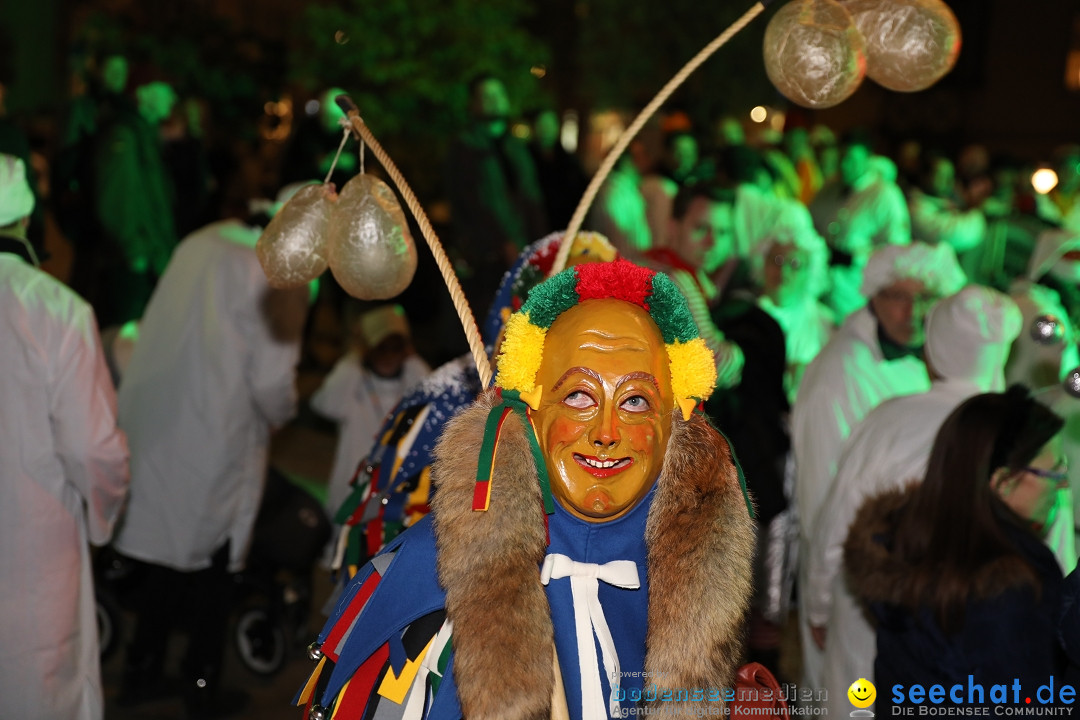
[
  {"xmin": 96, "ymin": 592, "xmax": 122, "ymax": 661},
  {"xmin": 234, "ymin": 605, "xmax": 287, "ymax": 676}
]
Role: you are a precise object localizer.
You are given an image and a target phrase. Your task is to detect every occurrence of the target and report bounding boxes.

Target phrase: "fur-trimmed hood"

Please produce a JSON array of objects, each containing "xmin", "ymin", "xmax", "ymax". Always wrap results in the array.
[
  {"xmin": 430, "ymin": 389, "xmax": 756, "ymax": 720},
  {"xmin": 844, "ymin": 485, "xmax": 1045, "ymax": 609}
]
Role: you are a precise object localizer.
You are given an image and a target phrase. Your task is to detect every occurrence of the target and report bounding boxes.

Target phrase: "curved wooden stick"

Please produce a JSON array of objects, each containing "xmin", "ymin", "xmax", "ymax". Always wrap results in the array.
[
  {"xmin": 549, "ymin": 1, "xmax": 768, "ymax": 277},
  {"xmin": 336, "ymin": 95, "xmax": 493, "ymax": 388}
]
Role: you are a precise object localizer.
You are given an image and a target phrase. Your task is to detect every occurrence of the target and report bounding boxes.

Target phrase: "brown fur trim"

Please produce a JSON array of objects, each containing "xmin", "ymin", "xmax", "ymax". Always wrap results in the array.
[
  {"xmin": 431, "ymin": 392, "xmax": 755, "ymax": 719},
  {"xmin": 431, "ymin": 390, "xmax": 553, "ymax": 720},
  {"xmin": 644, "ymin": 413, "xmax": 756, "ymax": 713},
  {"xmin": 844, "ymin": 484, "xmax": 1043, "ymax": 608}
]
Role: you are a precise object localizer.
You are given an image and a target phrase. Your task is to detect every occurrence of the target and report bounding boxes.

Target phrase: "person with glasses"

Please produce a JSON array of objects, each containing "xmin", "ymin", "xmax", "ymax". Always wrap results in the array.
[
  {"xmin": 755, "ymin": 231, "xmax": 835, "ymax": 404},
  {"xmin": 845, "ymin": 387, "xmax": 1070, "ymax": 710}
]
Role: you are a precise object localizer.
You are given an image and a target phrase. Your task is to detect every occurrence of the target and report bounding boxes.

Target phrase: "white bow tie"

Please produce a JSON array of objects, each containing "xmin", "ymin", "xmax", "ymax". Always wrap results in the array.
[{"xmin": 541, "ymin": 553, "xmax": 641, "ymax": 720}]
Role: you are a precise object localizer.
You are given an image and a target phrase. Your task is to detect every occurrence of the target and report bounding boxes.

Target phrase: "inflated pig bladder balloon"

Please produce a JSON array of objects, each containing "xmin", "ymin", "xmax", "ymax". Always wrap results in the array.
[
  {"xmin": 327, "ymin": 174, "xmax": 418, "ymax": 300},
  {"xmin": 256, "ymin": 184, "xmax": 333, "ymax": 289},
  {"xmin": 844, "ymin": 0, "xmax": 961, "ymax": 92},
  {"xmin": 763, "ymin": 0, "xmax": 866, "ymax": 109}
]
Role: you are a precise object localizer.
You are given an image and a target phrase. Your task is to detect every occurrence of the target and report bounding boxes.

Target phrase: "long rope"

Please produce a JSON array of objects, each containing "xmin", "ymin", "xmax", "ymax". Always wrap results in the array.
[
  {"xmin": 549, "ymin": 1, "xmax": 767, "ymax": 277},
  {"xmin": 336, "ymin": 96, "xmax": 494, "ymax": 389}
]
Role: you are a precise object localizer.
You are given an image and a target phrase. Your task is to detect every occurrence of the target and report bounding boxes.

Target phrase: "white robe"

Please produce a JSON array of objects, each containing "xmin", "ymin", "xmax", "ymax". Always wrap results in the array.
[
  {"xmin": 311, "ymin": 353, "xmax": 430, "ymax": 514},
  {"xmin": 805, "ymin": 379, "xmax": 982, "ymax": 715},
  {"xmin": 0, "ymin": 254, "xmax": 130, "ymax": 720},
  {"xmin": 791, "ymin": 307, "xmax": 930, "ymax": 689},
  {"xmin": 113, "ymin": 220, "xmax": 302, "ymax": 572}
]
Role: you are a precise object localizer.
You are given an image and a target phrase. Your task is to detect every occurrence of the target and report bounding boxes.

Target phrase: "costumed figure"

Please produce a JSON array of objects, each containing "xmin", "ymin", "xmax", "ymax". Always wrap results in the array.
[
  {"xmin": 297, "ymin": 259, "xmax": 755, "ymax": 720},
  {"xmin": 0, "ymin": 154, "xmax": 130, "ymax": 720},
  {"xmin": 809, "ymin": 132, "xmax": 911, "ymax": 320},
  {"xmin": 311, "ymin": 304, "xmax": 431, "ymax": 518},
  {"xmin": 1008, "ymin": 228, "xmax": 1080, "ymax": 560}
]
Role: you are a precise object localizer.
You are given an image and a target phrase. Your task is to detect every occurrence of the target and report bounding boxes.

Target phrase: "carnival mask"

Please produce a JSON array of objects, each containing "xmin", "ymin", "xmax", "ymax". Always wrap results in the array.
[
  {"xmin": 531, "ymin": 300, "xmax": 674, "ymax": 521},
  {"xmin": 493, "ymin": 259, "xmax": 717, "ymax": 523}
]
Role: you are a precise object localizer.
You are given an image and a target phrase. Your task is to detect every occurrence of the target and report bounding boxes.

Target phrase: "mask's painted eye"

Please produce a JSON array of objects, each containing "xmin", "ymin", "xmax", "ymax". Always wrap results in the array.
[
  {"xmin": 620, "ymin": 395, "xmax": 650, "ymax": 413},
  {"xmin": 563, "ymin": 390, "xmax": 595, "ymax": 409}
]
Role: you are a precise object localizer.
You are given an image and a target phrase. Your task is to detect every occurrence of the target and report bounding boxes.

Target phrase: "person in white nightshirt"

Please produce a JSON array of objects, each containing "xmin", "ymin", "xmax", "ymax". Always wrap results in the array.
[{"xmin": 311, "ymin": 304, "xmax": 430, "ymax": 515}]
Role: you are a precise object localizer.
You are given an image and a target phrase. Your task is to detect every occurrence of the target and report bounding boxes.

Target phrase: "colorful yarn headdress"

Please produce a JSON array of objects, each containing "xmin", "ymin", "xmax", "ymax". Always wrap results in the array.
[{"xmin": 496, "ymin": 259, "xmax": 717, "ymax": 422}]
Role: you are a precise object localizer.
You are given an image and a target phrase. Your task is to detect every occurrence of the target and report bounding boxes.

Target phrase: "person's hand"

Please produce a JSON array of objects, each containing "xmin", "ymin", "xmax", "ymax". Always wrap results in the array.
[{"xmin": 811, "ymin": 625, "xmax": 827, "ymax": 650}]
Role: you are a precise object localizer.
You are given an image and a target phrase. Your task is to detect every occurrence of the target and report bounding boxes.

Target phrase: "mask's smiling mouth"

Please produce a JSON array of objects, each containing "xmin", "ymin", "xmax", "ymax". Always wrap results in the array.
[{"xmin": 573, "ymin": 453, "xmax": 633, "ymax": 478}]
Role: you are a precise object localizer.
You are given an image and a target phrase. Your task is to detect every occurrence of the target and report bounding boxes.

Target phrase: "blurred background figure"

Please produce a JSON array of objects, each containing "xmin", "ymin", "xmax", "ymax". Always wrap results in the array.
[
  {"xmin": 1008, "ymin": 229, "xmax": 1080, "ymax": 393},
  {"xmin": 955, "ymin": 142, "xmax": 993, "ymax": 209},
  {"xmin": 907, "ymin": 152, "xmax": 988, "ymax": 257},
  {"xmin": 280, "ymin": 86, "xmax": 355, "ymax": 190},
  {"xmin": 810, "ymin": 130, "xmax": 911, "ymax": 320},
  {"xmin": 91, "ymin": 65, "xmax": 179, "ymax": 327},
  {"xmin": 846, "ymin": 388, "xmax": 1069, "ymax": 711},
  {"xmin": 754, "ymin": 230, "xmax": 834, "ymax": 404},
  {"xmin": 110, "ymin": 196, "xmax": 308, "ymax": 717},
  {"xmin": 445, "ymin": 73, "xmax": 546, "ymax": 312},
  {"xmin": 809, "ymin": 124, "xmax": 839, "ymax": 186},
  {"xmin": 54, "ymin": 49, "xmax": 128, "ymax": 300},
  {"xmin": 161, "ymin": 96, "xmax": 213, "ymax": 238},
  {"xmin": 311, "ymin": 303, "xmax": 430, "ymax": 517},
  {"xmin": 646, "ymin": 181, "xmax": 790, "ymax": 677},
  {"xmin": 589, "ymin": 130, "xmax": 656, "ymax": 261},
  {"xmin": 0, "ymin": 153, "xmax": 130, "ymax": 720},
  {"xmin": 661, "ymin": 129, "xmax": 699, "ymax": 188},
  {"xmin": 784, "ymin": 126, "xmax": 823, "ymax": 205},
  {"xmin": 648, "ymin": 180, "xmax": 748, "ymax": 392},
  {"xmin": 715, "ymin": 114, "xmax": 746, "ymax": 149},
  {"xmin": 712, "ymin": 144, "xmax": 821, "ymax": 271},
  {"xmin": 527, "ymin": 107, "xmax": 586, "ymax": 232},
  {"xmin": 0, "ymin": 36, "xmax": 45, "ymax": 261}
]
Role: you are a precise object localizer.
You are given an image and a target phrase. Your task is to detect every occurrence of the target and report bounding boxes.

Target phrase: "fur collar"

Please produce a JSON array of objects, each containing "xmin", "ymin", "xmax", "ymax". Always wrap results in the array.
[
  {"xmin": 844, "ymin": 485, "xmax": 1044, "ymax": 609},
  {"xmin": 430, "ymin": 390, "xmax": 755, "ymax": 720}
]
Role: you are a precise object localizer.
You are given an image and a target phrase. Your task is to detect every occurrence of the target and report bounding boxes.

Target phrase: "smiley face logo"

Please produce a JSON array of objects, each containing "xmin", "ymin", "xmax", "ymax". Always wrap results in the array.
[{"xmin": 848, "ymin": 678, "xmax": 876, "ymax": 709}]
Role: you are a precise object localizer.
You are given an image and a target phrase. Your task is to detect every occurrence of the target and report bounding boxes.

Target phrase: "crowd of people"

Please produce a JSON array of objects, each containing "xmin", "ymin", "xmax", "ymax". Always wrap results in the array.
[{"xmin": 3, "ymin": 43, "xmax": 1080, "ymax": 720}]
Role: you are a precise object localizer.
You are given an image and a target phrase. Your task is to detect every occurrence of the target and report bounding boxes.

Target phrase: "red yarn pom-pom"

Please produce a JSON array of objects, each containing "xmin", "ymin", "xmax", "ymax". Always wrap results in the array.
[{"xmin": 574, "ymin": 259, "xmax": 654, "ymax": 311}]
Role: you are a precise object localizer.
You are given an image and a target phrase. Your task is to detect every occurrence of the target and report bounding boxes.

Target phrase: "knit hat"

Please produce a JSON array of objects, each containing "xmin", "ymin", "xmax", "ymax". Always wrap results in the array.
[
  {"xmin": 0, "ymin": 154, "xmax": 34, "ymax": 227},
  {"xmin": 860, "ymin": 242, "xmax": 967, "ymax": 298},
  {"xmin": 358, "ymin": 305, "xmax": 410, "ymax": 349},
  {"xmin": 925, "ymin": 285, "xmax": 1022, "ymax": 392}
]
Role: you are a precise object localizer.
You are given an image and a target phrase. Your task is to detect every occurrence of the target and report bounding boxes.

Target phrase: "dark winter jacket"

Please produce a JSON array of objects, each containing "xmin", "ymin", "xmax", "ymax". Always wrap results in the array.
[{"xmin": 845, "ymin": 486, "xmax": 1067, "ymax": 709}]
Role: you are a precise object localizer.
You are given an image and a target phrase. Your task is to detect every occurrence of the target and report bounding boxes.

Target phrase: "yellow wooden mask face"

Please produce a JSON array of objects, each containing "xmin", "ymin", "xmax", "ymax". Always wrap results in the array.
[{"xmin": 531, "ymin": 299, "xmax": 675, "ymax": 522}]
